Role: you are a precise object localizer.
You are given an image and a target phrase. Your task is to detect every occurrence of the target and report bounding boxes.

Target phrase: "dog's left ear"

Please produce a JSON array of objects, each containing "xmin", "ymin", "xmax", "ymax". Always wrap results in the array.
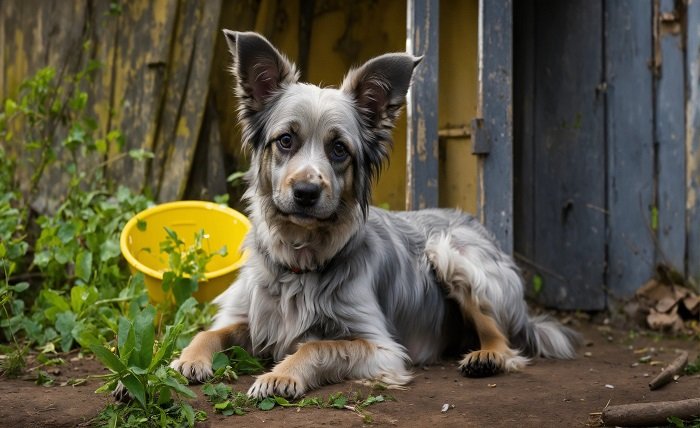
[{"xmin": 341, "ymin": 53, "xmax": 421, "ymax": 131}]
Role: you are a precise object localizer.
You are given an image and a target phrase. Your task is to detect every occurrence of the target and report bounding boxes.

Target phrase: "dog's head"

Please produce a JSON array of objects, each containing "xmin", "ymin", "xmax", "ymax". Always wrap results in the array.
[{"xmin": 223, "ymin": 31, "xmax": 420, "ymax": 229}]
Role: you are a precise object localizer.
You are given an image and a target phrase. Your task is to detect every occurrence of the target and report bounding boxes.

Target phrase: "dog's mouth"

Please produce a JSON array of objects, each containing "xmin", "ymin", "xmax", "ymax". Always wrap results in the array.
[{"xmin": 276, "ymin": 209, "xmax": 336, "ymax": 228}]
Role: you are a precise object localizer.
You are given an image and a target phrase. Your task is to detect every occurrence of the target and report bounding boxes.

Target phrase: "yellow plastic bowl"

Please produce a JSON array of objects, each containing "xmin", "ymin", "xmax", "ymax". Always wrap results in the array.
[{"xmin": 120, "ymin": 201, "xmax": 250, "ymax": 303}]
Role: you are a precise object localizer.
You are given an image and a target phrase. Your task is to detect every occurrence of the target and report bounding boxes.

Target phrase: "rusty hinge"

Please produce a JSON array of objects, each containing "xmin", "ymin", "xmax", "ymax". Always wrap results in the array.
[{"xmin": 470, "ymin": 118, "xmax": 490, "ymax": 155}]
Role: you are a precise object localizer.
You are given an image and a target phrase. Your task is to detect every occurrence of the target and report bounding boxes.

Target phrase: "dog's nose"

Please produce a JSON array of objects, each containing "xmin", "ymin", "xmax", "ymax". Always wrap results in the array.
[{"xmin": 292, "ymin": 182, "xmax": 322, "ymax": 207}]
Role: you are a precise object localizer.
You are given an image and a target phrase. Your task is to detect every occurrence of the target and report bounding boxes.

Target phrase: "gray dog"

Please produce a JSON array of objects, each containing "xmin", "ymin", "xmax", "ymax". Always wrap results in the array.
[{"xmin": 171, "ymin": 30, "xmax": 579, "ymax": 399}]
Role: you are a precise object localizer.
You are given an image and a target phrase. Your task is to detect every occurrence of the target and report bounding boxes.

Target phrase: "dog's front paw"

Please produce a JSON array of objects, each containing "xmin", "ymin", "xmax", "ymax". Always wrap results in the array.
[
  {"xmin": 169, "ymin": 357, "xmax": 213, "ymax": 383},
  {"xmin": 458, "ymin": 350, "xmax": 506, "ymax": 378},
  {"xmin": 247, "ymin": 373, "xmax": 305, "ymax": 399}
]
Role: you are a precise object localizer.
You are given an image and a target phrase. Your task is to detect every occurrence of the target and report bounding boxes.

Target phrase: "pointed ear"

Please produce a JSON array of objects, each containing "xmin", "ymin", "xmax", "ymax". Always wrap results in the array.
[
  {"xmin": 341, "ymin": 53, "xmax": 421, "ymax": 130},
  {"xmin": 222, "ymin": 30, "xmax": 299, "ymax": 114}
]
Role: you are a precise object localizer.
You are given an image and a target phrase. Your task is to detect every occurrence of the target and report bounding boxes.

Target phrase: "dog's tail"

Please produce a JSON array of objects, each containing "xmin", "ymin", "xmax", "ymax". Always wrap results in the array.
[{"xmin": 523, "ymin": 315, "xmax": 581, "ymax": 359}]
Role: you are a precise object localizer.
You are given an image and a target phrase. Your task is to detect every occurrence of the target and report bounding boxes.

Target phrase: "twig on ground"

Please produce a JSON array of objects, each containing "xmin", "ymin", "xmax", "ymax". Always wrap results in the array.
[
  {"xmin": 649, "ymin": 350, "xmax": 688, "ymax": 390},
  {"xmin": 601, "ymin": 398, "xmax": 700, "ymax": 426}
]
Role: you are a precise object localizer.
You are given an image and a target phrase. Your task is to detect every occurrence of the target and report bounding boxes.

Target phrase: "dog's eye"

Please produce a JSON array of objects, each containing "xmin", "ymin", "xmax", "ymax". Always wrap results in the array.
[
  {"xmin": 330, "ymin": 141, "xmax": 348, "ymax": 162},
  {"xmin": 277, "ymin": 134, "xmax": 293, "ymax": 151}
]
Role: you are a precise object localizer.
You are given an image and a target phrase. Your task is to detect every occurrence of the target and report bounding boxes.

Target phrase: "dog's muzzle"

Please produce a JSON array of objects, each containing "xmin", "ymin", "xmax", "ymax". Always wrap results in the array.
[{"xmin": 292, "ymin": 182, "xmax": 322, "ymax": 207}]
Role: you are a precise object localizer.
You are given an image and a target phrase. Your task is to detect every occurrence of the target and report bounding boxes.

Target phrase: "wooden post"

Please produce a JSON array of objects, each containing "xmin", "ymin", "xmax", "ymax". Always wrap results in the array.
[
  {"xmin": 477, "ymin": 0, "xmax": 513, "ymax": 254},
  {"xmin": 687, "ymin": 0, "xmax": 700, "ymax": 282},
  {"xmin": 406, "ymin": 0, "xmax": 439, "ymax": 210}
]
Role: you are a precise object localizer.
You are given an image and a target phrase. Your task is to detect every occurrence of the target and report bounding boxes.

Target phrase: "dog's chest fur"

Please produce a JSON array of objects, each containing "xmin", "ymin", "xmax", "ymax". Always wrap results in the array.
[{"xmin": 247, "ymin": 266, "xmax": 352, "ymax": 359}]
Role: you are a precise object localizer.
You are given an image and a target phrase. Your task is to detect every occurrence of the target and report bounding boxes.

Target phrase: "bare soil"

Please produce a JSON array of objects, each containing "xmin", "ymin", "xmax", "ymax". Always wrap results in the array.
[{"xmin": 1, "ymin": 322, "xmax": 699, "ymax": 428}]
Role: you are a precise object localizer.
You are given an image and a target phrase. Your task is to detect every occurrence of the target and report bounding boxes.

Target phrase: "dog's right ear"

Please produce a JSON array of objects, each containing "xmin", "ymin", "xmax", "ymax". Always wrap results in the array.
[{"xmin": 223, "ymin": 30, "xmax": 299, "ymax": 121}]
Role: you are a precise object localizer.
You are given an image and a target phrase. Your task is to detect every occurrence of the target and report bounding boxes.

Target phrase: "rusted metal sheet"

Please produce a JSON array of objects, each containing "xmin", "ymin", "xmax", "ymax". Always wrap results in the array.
[
  {"xmin": 477, "ymin": 0, "xmax": 513, "ymax": 254},
  {"xmin": 687, "ymin": 0, "xmax": 700, "ymax": 282},
  {"xmin": 606, "ymin": 0, "xmax": 655, "ymax": 297},
  {"xmin": 655, "ymin": 0, "xmax": 687, "ymax": 272},
  {"xmin": 406, "ymin": 0, "xmax": 439, "ymax": 210},
  {"xmin": 157, "ymin": 0, "xmax": 222, "ymax": 202}
]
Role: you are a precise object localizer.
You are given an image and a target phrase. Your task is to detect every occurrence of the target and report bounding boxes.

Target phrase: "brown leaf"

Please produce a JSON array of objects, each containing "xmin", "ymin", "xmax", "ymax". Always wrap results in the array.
[{"xmin": 656, "ymin": 296, "xmax": 678, "ymax": 313}]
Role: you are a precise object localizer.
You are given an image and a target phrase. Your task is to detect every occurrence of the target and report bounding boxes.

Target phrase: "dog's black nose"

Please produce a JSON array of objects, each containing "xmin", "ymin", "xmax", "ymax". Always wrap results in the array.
[{"xmin": 292, "ymin": 182, "xmax": 321, "ymax": 207}]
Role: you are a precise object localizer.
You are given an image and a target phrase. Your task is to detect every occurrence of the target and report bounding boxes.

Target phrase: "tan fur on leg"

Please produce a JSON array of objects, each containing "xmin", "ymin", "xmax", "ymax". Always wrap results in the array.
[
  {"xmin": 170, "ymin": 323, "xmax": 250, "ymax": 382},
  {"xmin": 248, "ymin": 339, "xmax": 411, "ymax": 398},
  {"xmin": 425, "ymin": 236, "xmax": 528, "ymax": 376}
]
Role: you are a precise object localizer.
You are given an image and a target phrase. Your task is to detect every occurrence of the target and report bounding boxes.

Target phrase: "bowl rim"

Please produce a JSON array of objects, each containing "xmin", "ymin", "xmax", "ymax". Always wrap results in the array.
[{"xmin": 120, "ymin": 200, "xmax": 250, "ymax": 281}]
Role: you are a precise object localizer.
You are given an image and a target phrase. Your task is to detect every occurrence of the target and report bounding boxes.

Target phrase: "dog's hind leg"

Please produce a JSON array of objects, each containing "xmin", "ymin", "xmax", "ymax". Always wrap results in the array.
[
  {"xmin": 170, "ymin": 323, "xmax": 251, "ymax": 383},
  {"xmin": 425, "ymin": 233, "xmax": 528, "ymax": 377}
]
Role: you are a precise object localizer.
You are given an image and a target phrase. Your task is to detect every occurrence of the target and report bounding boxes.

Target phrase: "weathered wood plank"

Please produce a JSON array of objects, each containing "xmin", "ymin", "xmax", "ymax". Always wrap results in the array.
[
  {"xmin": 184, "ymin": 97, "xmax": 227, "ymax": 200},
  {"xmin": 477, "ymin": 0, "xmax": 513, "ymax": 254},
  {"xmin": 605, "ymin": 0, "xmax": 655, "ymax": 297},
  {"xmin": 107, "ymin": 0, "xmax": 178, "ymax": 192},
  {"xmin": 687, "ymin": 0, "xmax": 700, "ymax": 283},
  {"xmin": 655, "ymin": 0, "xmax": 687, "ymax": 273},
  {"xmin": 0, "ymin": 0, "xmax": 5, "ymax": 103},
  {"xmin": 26, "ymin": 0, "xmax": 90, "ymax": 213},
  {"xmin": 532, "ymin": 0, "xmax": 606, "ymax": 310},
  {"xmin": 513, "ymin": 0, "xmax": 536, "ymax": 291},
  {"xmin": 87, "ymin": 1, "xmax": 120, "ymax": 138},
  {"xmin": 157, "ymin": 0, "xmax": 223, "ymax": 202},
  {"xmin": 405, "ymin": 0, "xmax": 439, "ymax": 210}
]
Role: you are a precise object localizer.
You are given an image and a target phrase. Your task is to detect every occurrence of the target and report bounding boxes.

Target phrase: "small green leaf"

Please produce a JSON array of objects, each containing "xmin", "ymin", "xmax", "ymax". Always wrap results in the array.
[
  {"xmin": 651, "ymin": 205, "xmax": 659, "ymax": 231},
  {"xmin": 150, "ymin": 323, "xmax": 184, "ymax": 370},
  {"xmin": 10, "ymin": 282, "xmax": 29, "ymax": 293},
  {"xmin": 214, "ymin": 400, "xmax": 231, "ymax": 410},
  {"xmin": 258, "ymin": 397, "xmax": 276, "ymax": 411},
  {"xmin": 130, "ymin": 305, "xmax": 156, "ymax": 368},
  {"xmin": 533, "ymin": 274, "xmax": 543, "ymax": 295},
  {"xmin": 117, "ymin": 317, "xmax": 134, "ymax": 363},
  {"xmin": 90, "ymin": 344, "xmax": 128, "ymax": 374},
  {"xmin": 99, "ymin": 239, "xmax": 121, "ymax": 262},
  {"xmin": 211, "ymin": 352, "xmax": 230, "ymax": 371},
  {"xmin": 136, "ymin": 219, "xmax": 147, "ymax": 231},
  {"xmin": 226, "ymin": 171, "xmax": 246, "ymax": 184},
  {"xmin": 331, "ymin": 395, "xmax": 347, "ymax": 409},
  {"xmin": 274, "ymin": 396, "xmax": 291, "ymax": 406},
  {"xmin": 57, "ymin": 222, "xmax": 77, "ymax": 243},
  {"xmin": 4, "ymin": 99, "xmax": 17, "ymax": 115},
  {"xmin": 121, "ymin": 374, "xmax": 146, "ymax": 408},
  {"xmin": 128, "ymin": 148, "xmax": 154, "ymax": 160},
  {"xmin": 75, "ymin": 251, "xmax": 93, "ymax": 282}
]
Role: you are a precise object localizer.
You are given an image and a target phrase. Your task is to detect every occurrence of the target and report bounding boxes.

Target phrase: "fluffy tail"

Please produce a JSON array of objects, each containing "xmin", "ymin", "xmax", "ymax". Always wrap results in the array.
[{"xmin": 524, "ymin": 315, "xmax": 581, "ymax": 359}]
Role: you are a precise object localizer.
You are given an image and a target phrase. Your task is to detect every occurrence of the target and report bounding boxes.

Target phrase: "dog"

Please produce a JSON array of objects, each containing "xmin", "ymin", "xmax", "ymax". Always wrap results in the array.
[{"xmin": 170, "ymin": 30, "xmax": 580, "ymax": 399}]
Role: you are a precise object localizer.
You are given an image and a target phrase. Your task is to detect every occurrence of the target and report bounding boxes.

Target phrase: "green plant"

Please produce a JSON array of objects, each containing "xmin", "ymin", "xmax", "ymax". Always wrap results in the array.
[
  {"xmin": 159, "ymin": 227, "xmax": 227, "ymax": 306},
  {"xmin": 203, "ymin": 383, "xmax": 391, "ymax": 421},
  {"xmin": 86, "ymin": 305, "xmax": 206, "ymax": 427}
]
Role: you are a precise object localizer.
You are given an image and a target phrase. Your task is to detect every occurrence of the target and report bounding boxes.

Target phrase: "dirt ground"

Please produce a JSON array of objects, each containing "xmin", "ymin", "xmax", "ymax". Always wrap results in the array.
[{"xmin": 1, "ymin": 321, "xmax": 699, "ymax": 428}]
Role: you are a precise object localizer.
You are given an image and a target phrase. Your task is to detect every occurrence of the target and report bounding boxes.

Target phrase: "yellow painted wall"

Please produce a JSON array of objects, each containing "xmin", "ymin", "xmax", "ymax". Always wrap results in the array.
[{"xmin": 438, "ymin": 0, "xmax": 479, "ymax": 214}]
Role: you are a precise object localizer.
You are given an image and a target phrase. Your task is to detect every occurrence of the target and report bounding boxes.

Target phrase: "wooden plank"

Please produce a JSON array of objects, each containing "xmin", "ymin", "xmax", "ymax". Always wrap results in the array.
[
  {"xmin": 605, "ymin": 1, "xmax": 655, "ymax": 297},
  {"xmin": 0, "ymin": 0, "xmax": 4, "ymax": 102},
  {"xmin": 513, "ymin": 0, "xmax": 536, "ymax": 291},
  {"xmin": 184, "ymin": 97, "xmax": 227, "ymax": 200},
  {"xmin": 157, "ymin": 0, "xmax": 223, "ymax": 202},
  {"xmin": 687, "ymin": 0, "xmax": 700, "ymax": 282},
  {"xmin": 107, "ymin": 0, "xmax": 178, "ymax": 192},
  {"xmin": 477, "ymin": 0, "xmax": 513, "ymax": 253},
  {"xmin": 27, "ymin": 0, "xmax": 90, "ymax": 214},
  {"xmin": 405, "ymin": 0, "xmax": 439, "ymax": 210},
  {"xmin": 655, "ymin": 0, "xmax": 687, "ymax": 273},
  {"xmin": 532, "ymin": 0, "xmax": 606, "ymax": 310}
]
